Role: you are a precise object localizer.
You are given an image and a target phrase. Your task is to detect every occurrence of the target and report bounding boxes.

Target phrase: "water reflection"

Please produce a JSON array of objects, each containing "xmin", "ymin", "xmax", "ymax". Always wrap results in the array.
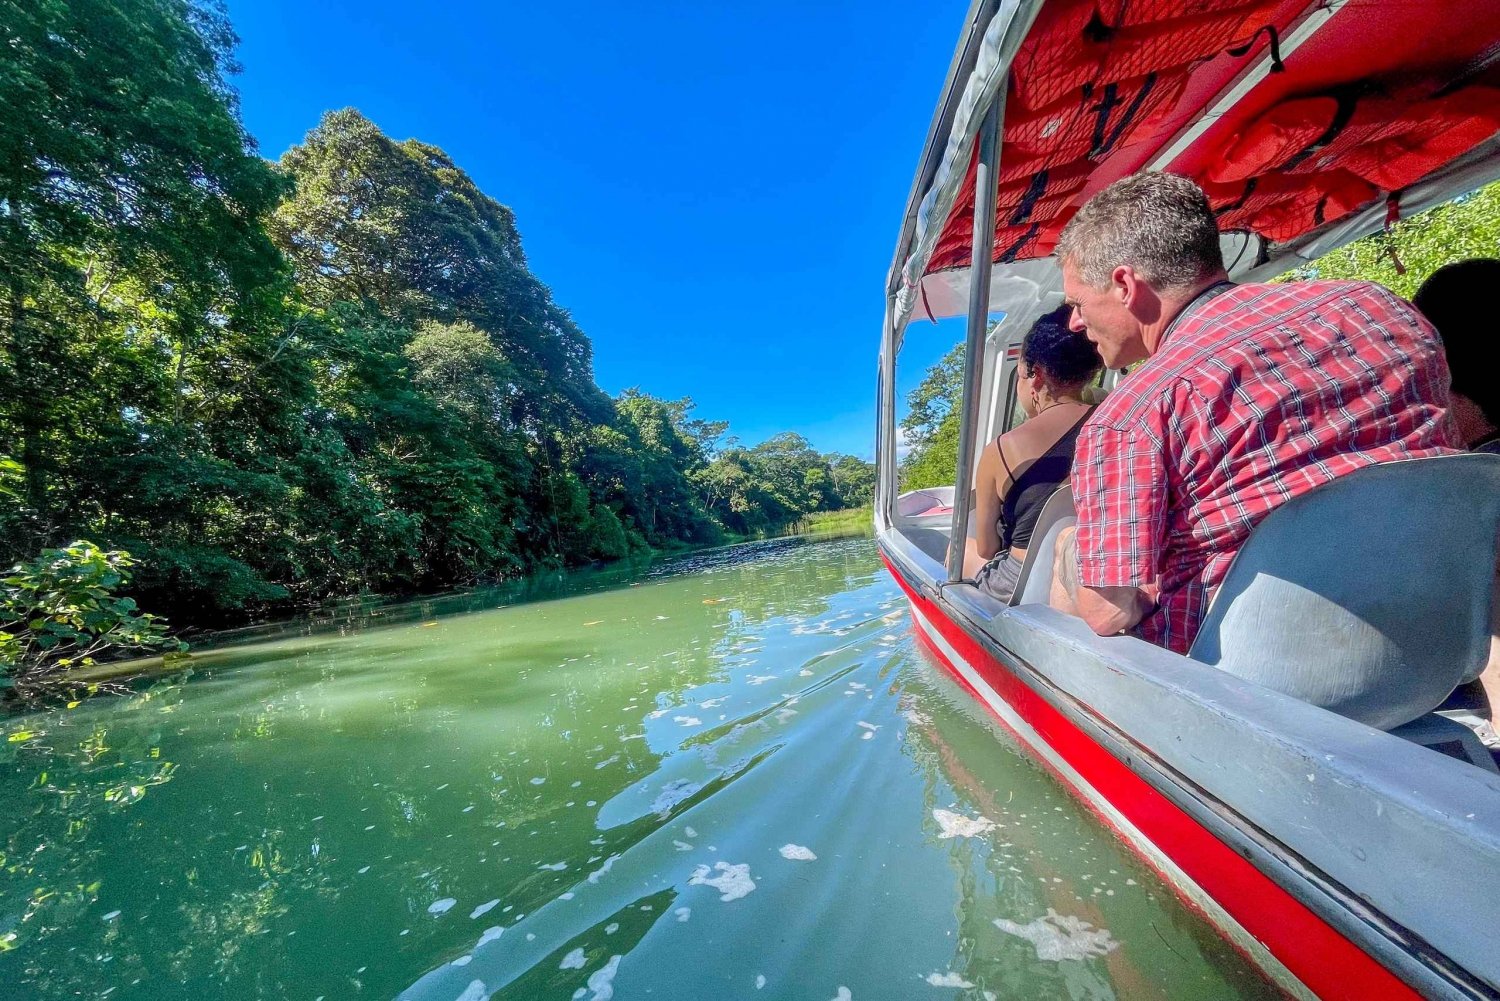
[{"xmin": 0, "ymin": 539, "xmax": 1280, "ymax": 1000}]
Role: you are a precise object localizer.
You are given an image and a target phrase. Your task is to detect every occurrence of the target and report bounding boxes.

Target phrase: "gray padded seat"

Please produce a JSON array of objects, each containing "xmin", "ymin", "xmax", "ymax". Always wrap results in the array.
[
  {"xmin": 1011, "ymin": 485, "xmax": 1076, "ymax": 607},
  {"xmin": 1188, "ymin": 454, "xmax": 1500, "ymax": 736}
]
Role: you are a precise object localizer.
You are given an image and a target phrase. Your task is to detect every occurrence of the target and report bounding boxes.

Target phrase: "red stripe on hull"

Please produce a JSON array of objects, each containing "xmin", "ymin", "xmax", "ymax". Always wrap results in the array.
[{"xmin": 882, "ymin": 553, "xmax": 1422, "ymax": 1001}]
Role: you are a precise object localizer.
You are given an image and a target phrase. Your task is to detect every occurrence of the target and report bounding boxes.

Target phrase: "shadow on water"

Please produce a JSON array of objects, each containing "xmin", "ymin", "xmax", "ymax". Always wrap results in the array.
[{"xmin": 0, "ymin": 537, "xmax": 1283, "ymax": 1001}]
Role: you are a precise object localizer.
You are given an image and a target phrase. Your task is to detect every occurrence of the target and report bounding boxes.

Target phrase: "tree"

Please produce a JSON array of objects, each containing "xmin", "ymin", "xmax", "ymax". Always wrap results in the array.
[
  {"xmin": 828, "ymin": 454, "xmax": 876, "ymax": 508},
  {"xmin": 1286, "ymin": 180, "xmax": 1500, "ymax": 298},
  {"xmin": 271, "ymin": 109, "xmax": 612, "ymax": 430},
  {"xmin": 0, "ymin": 0, "xmax": 288, "ymax": 546},
  {"xmin": 900, "ymin": 342, "xmax": 965, "ymax": 452}
]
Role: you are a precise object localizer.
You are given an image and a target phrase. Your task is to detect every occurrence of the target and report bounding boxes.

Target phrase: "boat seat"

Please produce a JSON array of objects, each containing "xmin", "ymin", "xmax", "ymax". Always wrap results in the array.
[
  {"xmin": 1187, "ymin": 455, "xmax": 1500, "ymax": 741},
  {"xmin": 1011, "ymin": 485, "xmax": 1076, "ymax": 607}
]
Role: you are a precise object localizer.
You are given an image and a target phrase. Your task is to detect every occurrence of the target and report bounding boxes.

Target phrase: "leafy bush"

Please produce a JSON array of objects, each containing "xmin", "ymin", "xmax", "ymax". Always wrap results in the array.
[{"xmin": 0, "ymin": 542, "xmax": 186, "ymax": 683}]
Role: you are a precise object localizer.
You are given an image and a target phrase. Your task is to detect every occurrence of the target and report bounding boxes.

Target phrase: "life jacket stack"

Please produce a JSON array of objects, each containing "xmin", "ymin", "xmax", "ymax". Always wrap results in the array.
[
  {"xmin": 930, "ymin": 0, "xmax": 1279, "ymax": 272},
  {"xmin": 927, "ymin": 0, "xmax": 1500, "ymax": 275}
]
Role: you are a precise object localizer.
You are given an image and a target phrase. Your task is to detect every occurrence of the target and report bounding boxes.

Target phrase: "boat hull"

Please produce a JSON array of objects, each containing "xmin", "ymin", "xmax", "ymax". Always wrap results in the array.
[{"xmin": 881, "ymin": 551, "xmax": 1427, "ymax": 1001}]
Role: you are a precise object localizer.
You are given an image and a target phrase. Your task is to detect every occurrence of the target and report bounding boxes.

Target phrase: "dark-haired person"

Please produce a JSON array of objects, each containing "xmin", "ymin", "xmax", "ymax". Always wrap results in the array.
[
  {"xmin": 1415, "ymin": 258, "xmax": 1500, "ymax": 745},
  {"xmin": 1414, "ymin": 258, "xmax": 1500, "ymax": 453},
  {"xmin": 1048, "ymin": 171, "xmax": 1456, "ymax": 653},
  {"xmin": 963, "ymin": 305, "xmax": 1103, "ymax": 602}
]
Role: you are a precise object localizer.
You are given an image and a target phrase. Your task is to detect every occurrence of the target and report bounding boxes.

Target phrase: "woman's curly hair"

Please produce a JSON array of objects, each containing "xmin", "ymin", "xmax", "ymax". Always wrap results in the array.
[{"xmin": 1021, "ymin": 304, "xmax": 1103, "ymax": 387}]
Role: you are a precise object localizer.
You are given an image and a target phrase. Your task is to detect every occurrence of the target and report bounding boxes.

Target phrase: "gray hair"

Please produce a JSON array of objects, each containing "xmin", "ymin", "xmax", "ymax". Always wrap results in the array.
[{"xmin": 1056, "ymin": 172, "xmax": 1223, "ymax": 290}]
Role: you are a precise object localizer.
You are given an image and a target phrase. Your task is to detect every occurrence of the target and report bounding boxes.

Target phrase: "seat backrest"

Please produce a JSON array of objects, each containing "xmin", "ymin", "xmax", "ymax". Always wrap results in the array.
[
  {"xmin": 1011, "ymin": 485, "xmax": 1076, "ymax": 606},
  {"xmin": 1188, "ymin": 454, "xmax": 1500, "ymax": 730}
]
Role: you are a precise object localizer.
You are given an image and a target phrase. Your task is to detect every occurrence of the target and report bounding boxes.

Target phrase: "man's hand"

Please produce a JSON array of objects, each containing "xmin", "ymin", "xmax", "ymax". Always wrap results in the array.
[{"xmin": 1049, "ymin": 526, "xmax": 1155, "ymax": 636}]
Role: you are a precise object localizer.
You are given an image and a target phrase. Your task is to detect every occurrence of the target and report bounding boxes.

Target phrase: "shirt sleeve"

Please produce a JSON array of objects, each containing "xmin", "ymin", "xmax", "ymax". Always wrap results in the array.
[{"xmin": 1070, "ymin": 416, "xmax": 1169, "ymax": 589}]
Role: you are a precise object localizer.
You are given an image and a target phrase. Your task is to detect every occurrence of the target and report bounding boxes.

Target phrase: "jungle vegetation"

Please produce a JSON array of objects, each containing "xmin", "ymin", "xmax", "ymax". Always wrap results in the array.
[{"xmin": 0, "ymin": 0, "xmax": 874, "ymax": 664}]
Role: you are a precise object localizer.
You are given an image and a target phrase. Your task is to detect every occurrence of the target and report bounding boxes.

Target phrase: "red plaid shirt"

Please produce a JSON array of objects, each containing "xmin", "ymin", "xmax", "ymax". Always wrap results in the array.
[{"xmin": 1072, "ymin": 280, "xmax": 1457, "ymax": 654}]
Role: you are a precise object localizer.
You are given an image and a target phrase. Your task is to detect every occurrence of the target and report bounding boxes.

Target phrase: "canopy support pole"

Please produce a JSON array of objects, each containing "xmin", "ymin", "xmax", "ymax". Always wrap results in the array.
[{"xmin": 946, "ymin": 92, "xmax": 1003, "ymax": 583}]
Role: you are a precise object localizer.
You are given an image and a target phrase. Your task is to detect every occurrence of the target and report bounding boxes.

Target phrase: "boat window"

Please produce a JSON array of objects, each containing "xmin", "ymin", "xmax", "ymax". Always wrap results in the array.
[{"xmin": 1001, "ymin": 365, "xmax": 1025, "ymax": 435}]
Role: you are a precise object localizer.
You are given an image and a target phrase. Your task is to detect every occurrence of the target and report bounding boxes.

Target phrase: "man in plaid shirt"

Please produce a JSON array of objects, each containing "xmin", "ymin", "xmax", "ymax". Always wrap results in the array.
[{"xmin": 1049, "ymin": 173, "xmax": 1456, "ymax": 655}]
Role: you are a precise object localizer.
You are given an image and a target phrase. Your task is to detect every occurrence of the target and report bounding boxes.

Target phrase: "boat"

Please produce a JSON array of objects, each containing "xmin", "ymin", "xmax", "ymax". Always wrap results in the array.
[{"xmin": 873, "ymin": 2, "xmax": 1500, "ymax": 998}]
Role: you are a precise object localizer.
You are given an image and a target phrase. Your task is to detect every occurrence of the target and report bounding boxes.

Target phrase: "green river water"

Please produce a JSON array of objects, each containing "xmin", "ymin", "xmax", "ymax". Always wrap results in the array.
[{"xmin": 0, "ymin": 537, "xmax": 1283, "ymax": 1000}]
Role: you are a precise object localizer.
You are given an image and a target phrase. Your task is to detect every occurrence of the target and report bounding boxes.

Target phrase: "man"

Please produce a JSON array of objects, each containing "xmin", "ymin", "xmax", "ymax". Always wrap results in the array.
[{"xmin": 1049, "ymin": 172, "xmax": 1456, "ymax": 654}]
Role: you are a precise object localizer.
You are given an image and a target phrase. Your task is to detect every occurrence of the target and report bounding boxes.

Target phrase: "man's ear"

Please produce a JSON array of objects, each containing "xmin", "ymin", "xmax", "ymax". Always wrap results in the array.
[{"xmin": 1111, "ymin": 264, "xmax": 1138, "ymax": 308}]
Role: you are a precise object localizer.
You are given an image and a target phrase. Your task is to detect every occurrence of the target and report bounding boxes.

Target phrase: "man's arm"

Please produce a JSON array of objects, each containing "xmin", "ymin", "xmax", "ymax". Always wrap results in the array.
[{"xmin": 1049, "ymin": 527, "xmax": 1156, "ymax": 636}]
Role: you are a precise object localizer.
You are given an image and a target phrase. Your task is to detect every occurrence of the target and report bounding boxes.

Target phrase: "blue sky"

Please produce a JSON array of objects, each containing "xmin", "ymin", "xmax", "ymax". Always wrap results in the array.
[{"xmin": 224, "ymin": 0, "xmax": 969, "ymax": 458}]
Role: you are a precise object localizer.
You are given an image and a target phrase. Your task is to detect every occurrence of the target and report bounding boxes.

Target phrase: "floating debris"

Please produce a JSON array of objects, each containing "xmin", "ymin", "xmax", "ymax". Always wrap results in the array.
[
  {"xmin": 689, "ymin": 861, "xmax": 756, "ymax": 901},
  {"xmin": 932, "ymin": 809, "xmax": 996, "ymax": 839},
  {"xmin": 992, "ymin": 909, "xmax": 1119, "ymax": 961},
  {"xmin": 587, "ymin": 854, "xmax": 620, "ymax": 884},
  {"xmin": 584, "ymin": 955, "xmax": 623, "ymax": 1000}
]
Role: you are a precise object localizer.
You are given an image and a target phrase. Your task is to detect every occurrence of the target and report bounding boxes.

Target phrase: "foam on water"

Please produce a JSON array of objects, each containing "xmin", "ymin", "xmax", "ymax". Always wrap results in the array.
[
  {"xmin": 932, "ymin": 809, "xmax": 996, "ymax": 839},
  {"xmin": 587, "ymin": 855, "xmax": 620, "ymax": 884},
  {"xmin": 688, "ymin": 861, "xmax": 756, "ymax": 901},
  {"xmin": 992, "ymin": 909, "xmax": 1120, "ymax": 962},
  {"xmin": 453, "ymin": 981, "xmax": 486, "ymax": 1001},
  {"xmin": 584, "ymin": 955, "xmax": 623, "ymax": 1000}
]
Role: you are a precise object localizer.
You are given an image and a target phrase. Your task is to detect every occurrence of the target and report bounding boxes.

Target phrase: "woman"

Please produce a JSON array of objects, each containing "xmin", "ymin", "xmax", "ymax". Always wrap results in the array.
[{"xmin": 964, "ymin": 304, "xmax": 1103, "ymax": 601}]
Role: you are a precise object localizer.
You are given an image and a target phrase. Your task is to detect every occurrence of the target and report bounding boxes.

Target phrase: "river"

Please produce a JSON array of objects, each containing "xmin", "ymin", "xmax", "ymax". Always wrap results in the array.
[{"xmin": 0, "ymin": 536, "xmax": 1282, "ymax": 1000}]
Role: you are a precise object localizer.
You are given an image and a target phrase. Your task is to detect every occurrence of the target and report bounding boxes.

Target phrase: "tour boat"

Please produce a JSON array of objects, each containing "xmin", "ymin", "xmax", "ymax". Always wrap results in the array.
[{"xmin": 874, "ymin": 2, "xmax": 1500, "ymax": 999}]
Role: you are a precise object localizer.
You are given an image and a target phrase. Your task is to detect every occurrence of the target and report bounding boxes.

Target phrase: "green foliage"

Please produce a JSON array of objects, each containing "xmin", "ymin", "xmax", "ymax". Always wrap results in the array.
[
  {"xmin": 0, "ymin": 542, "xmax": 185, "ymax": 681},
  {"xmin": 1286, "ymin": 180, "xmax": 1500, "ymax": 298},
  {"xmin": 900, "ymin": 411, "xmax": 962, "ymax": 491},
  {"xmin": 697, "ymin": 433, "xmax": 873, "ymax": 538},
  {"xmin": 900, "ymin": 342, "xmax": 966, "ymax": 450},
  {"xmin": 898, "ymin": 341, "xmax": 966, "ymax": 491}
]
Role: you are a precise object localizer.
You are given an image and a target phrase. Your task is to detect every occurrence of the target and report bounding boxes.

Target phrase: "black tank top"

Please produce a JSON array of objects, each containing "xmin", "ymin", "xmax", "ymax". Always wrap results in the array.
[{"xmin": 997, "ymin": 407, "xmax": 1095, "ymax": 552}]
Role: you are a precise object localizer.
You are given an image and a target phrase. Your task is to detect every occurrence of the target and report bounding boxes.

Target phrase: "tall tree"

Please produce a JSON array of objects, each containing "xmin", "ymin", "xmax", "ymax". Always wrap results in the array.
[
  {"xmin": 271, "ymin": 109, "xmax": 611, "ymax": 429},
  {"xmin": 0, "ymin": 0, "xmax": 288, "ymax": 546}
]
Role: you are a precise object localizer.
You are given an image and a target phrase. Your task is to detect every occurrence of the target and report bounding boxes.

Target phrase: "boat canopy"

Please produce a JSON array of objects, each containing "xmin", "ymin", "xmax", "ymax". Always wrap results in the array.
[{"xmin": 888, "ymin": 0, "xmax": 1500, "ymax": 337}]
